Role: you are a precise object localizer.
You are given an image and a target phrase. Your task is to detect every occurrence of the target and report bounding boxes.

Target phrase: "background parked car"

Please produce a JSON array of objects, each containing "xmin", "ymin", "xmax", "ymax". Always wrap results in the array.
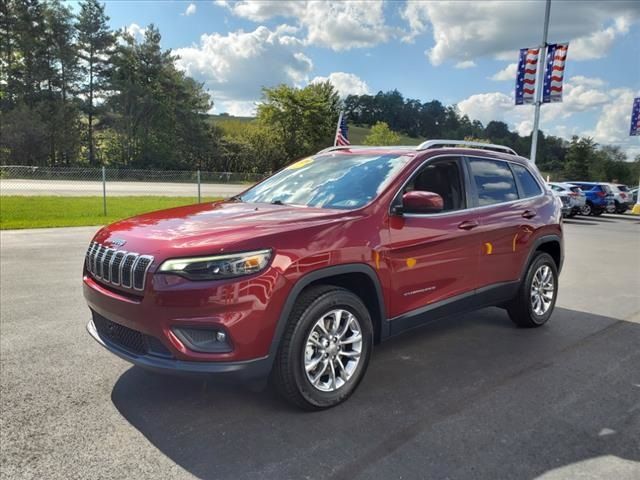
[
  {"xmin": 567, "ymin": 182, "xmax": 615, "ymax": 216},
  {"xmin": 548, "ymin": 182, "xmax": 585, "ymax": 217},
  {"xmin": 608, "ymin": 184, "xmax": 632, "ymax": 213},
  {"xmin": 630, "ymin": 187, "xmax": 638, "ymax": 205}
]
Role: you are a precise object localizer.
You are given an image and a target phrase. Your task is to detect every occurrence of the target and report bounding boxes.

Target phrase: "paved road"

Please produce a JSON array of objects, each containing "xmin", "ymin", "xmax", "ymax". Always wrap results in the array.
[
  {"xmin": 0, "ymin": 179, "xmax": 246, "ymax": 197},
  {"xmin": 1, "ymin": 215, "xmax": 639, "ymax": 479}
]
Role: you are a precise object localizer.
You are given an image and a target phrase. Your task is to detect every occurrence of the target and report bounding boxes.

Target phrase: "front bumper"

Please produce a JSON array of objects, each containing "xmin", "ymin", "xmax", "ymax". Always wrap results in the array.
[{"xmin": 87, "ymin": 318, "xmax": 271, "ymax": 379}]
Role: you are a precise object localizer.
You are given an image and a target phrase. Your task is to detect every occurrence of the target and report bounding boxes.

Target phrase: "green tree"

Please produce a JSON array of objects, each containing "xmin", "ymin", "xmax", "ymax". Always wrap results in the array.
[
  {"xmin": 363, "ymin": 121, "xmax": 401, "ymax": 145},
  {"xmin": 107, "ymin": 26, "xmax": 212, "ymax": 169},
  {"xmin": 76, "ymin": 0, "xmax": 115, "ymax": 164},
  {"xmin": 257, "ymin": 81, "xmax": 341, "ymax": 166},
  {"xmin": 564, "ymin": 136, "xmax": 596, "ymax": 180}
]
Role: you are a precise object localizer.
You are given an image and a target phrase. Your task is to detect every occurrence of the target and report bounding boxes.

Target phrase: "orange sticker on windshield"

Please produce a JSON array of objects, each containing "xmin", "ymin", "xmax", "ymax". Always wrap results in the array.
[{"xmin": 287, "ymin": 157, "xmax": 314, "ymax": 169}]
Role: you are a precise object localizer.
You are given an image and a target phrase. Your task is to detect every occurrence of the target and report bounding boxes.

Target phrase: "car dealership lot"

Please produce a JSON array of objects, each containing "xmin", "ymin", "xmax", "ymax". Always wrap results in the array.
[{"xmin": 1, "ymin": 216, "xmax": 638, "ymax": 479}]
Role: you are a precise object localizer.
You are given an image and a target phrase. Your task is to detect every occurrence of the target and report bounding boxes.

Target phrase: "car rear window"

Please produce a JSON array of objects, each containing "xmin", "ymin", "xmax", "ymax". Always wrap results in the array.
[
  {"xmin": 511, "ymin": 164, "xmax": 542, "ymax": 198},
  {"xmin": 468, "ymin": 158, "xmax": 519, "ymax": 206},
  {"xmin": 617, "ymin": 185, "xmax": 629, "ymax": 192}
]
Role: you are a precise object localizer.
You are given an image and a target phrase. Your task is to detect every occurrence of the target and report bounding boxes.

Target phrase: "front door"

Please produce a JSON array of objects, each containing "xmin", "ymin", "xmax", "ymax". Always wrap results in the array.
[{"xmin": 385, "ymin": 157, "xmax": 481, "ymax": 325}]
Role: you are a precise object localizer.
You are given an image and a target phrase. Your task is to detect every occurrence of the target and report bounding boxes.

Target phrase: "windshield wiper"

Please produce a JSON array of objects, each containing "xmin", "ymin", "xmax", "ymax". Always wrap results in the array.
[
  {"xmin": 270, "ymin": 199, "xmax": 286, "ymax": 205},
  {"xmin": 229, "ymin": 195, "xmax": 243, "ymax": 202}
]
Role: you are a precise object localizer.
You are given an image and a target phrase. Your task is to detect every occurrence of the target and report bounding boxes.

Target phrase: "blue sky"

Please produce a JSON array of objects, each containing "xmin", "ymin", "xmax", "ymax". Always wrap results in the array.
[{"xmin": 98, "ymin": 0, "xmax": 639, "ymax": 157}]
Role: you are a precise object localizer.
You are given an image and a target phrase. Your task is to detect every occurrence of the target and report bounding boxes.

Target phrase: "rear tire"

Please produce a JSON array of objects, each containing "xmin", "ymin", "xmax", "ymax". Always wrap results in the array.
[
  {"xmin": 581, "ymin": 202, "xmax": 592, "ymax": 216},
  {"xmin": 271, "ymin": 285, "xmax": 373, "ymax": 410},
  {"xmin": 507, "ymin": 252, "xmax": 558, "ymax": 328}
]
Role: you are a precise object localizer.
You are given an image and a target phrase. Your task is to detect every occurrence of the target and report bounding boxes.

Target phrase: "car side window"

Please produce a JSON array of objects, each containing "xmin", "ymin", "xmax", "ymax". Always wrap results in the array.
[
  {"xmin": 404, "ymin": 158, "xmax": 465, "ymax": 212},
  {"xmin": 512, "ymin": 164, "xmax": 542, "ymax": 198},
  {"xmin": 468, "ymin": 158, "xmax": 519, "ymax": 206}
]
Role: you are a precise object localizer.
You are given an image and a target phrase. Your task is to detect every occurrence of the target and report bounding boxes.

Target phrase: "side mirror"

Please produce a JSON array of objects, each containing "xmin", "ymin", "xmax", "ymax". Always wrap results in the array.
[{"xmin": 401, "ymin": 191, "xmax": 444, "ymax": 214}]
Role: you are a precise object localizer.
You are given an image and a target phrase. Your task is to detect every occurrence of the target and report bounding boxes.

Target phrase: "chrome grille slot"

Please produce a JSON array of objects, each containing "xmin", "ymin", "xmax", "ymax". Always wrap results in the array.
[
  {"xmin": 110, "ymin": 251, "xmax": 126, "ymax": 285},
  {"xmin": 102, "ymin": 249, "xmax": 115, "ymax": 281},
  {"xmin": 85, "ymin": 243, "xmax": 153, "ymax": 292},
  {"xmin": 120, "ymin": 253, "xmax": 138, "ymax": 288},
  {"xmin": 133, "ymin": 257, "xmax": 153, "ymax": 290}
]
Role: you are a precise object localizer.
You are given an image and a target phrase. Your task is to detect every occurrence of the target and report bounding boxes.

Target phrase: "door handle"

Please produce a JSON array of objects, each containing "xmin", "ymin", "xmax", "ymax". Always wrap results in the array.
[
  {"xmin": 458, "ymin": 220, "xmax": 479, "ymax": 230},
  {"xmin": 522, "ymin": 210, "xmax": 537, "ymax": 219}
]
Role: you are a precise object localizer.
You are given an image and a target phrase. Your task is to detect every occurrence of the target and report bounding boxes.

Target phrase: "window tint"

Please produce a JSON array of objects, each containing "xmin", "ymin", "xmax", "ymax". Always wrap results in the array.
[
  {"xmin": 468, "ymin": 158, "xmax": 519, "ymax": 206},
  {"xmin": 512, "ymin": 164, "xmax": 542, "ymax": 198},
  {"xmin": 404, "ymin": 159, "xmax": 465, "ymax": 212}
]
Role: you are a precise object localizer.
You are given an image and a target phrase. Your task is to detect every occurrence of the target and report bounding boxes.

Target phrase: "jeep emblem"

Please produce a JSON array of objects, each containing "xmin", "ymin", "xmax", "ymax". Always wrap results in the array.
[{"xmin": 110, "ymin": 238, "xmax": 127, "ymax": 247}]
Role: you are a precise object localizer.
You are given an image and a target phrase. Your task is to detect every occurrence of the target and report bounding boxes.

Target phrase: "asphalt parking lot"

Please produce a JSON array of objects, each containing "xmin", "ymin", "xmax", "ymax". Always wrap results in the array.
[{"xmin": 1, "ymin": 215, "xmax": 639, "ymax": 479}]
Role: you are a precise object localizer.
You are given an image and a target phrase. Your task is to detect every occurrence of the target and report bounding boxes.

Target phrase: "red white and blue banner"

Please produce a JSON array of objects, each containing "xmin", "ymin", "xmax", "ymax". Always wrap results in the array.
[
  {"xmin": 631, "ymin": 97, "xmax": 640, "ymax": 136},
  {"xmin": 543, "ymin": 43, "xmax": 569, "ymax": 103},
  {"xmin": 334, "ymin": 111, "xmax": 350, "ymax": 146},
  {"xmin": 515, "ymin": 47, "xmax": 539, "ymax": 105}
]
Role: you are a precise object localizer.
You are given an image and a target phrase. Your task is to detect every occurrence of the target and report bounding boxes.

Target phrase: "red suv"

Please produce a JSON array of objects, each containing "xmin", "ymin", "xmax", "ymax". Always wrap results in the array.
[{"xmin": 84, "ymin": 140, "xmax": 563, "ymax": 409}]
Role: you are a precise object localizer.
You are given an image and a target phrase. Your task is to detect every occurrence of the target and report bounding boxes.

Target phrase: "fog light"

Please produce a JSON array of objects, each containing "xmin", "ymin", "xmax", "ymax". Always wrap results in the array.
[{"xmin": 172, "ymin": 327, "xmax": 232, "ymax": 353}]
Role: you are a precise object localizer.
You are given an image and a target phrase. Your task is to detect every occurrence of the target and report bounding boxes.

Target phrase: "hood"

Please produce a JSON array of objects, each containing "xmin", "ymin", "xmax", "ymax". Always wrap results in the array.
[{"xmin": 93, "ymin": 200, "xmax": 354, "ymax": 257}]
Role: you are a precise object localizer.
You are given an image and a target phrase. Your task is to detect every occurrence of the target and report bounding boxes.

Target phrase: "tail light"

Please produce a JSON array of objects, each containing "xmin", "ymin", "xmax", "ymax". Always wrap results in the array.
[
  {"xmin": 597, "ymin": 191, "xmax": 606, "ymax": 198},
  {"xmin": 568, "ymin": 192, "xmax": 578, "ymax": 197}
]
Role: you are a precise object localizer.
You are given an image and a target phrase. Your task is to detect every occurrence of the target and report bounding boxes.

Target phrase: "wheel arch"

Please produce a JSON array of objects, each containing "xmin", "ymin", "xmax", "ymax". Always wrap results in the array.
[
  {"xmin": 521, "ymin": 235, "xmax": 563, "ymax": 279},
  {"xmin": 268, "ymin": 264, "xmax": 388, "ymax": 363}
]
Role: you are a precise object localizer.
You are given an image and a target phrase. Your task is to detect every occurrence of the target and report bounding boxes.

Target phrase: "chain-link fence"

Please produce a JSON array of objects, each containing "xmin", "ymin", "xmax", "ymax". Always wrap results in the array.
[{"xmin": 0, "ymin": 165, "xmax": 267, "ymax": 229}]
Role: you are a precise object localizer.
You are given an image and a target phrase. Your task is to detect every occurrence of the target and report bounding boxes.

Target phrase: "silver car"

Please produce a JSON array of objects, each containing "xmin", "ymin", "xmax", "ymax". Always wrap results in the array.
[
  {"xmin": 548, "ymin": 182, "xmax": 586, "ymax": 217},
  {"xmin": 606, "ymin": 183, "xmax": 633, "ymax": 213}
]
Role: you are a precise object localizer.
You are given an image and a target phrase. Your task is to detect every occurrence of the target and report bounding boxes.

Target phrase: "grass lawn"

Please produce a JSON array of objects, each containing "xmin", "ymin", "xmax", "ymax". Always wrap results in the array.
[{"xmin": 0, "ymin": 196, "xmax": 221, "ymax": 230}]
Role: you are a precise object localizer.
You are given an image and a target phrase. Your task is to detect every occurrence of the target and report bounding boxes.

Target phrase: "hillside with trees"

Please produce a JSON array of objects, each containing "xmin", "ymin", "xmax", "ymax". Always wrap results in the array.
[{"xmin": 1, "ymin": 0, "xmax": 638, "ymax": 184}]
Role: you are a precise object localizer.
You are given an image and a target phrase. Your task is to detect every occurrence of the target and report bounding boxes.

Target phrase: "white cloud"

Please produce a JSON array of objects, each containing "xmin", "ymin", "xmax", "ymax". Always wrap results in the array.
[
  {"xmin": 458, "ymin": 92, "xmax": 520, "ymax": 126},
  {"xmin": 183, "ymin": 3, "xmax": 196, "ymax": 16},
  {"xmin": 588, "ymin": 88, "xmax": 639, "ymax": 144},
  {"xmin": 399, "ymin": 1, "xmax": 640, "ymax": 65},
  {"xmin": 310, "ymin": 72, "xmax": 370, "ymax": 97},
  {"xmin": 174, "ymin": 25, "xmax": 313, "ymax": 105},
  {"xmin": 215, "ymin": 100, "xmax": 257, "ymax": 117},
  {"xmin": 457, "ymin": 77, "xmax": 639, "ymax": 157},
  {"xmin": 490, "ymin": 63, "xmax": 517, "ymax": 81},
  {"xmin": 124, "ymin": 23, "xmax": 146, "ymax": 39},
  {"xmin": 215, "ymin": 0, "xmax": 392, "ymax": 50},
  {"xmin": 455, "ymin": 60, "xmax": 476, "ymax": 69}
]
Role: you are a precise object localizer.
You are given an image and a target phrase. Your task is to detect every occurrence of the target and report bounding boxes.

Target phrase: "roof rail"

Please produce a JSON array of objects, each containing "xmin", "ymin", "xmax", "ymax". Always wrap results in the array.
[
  {"xmin": 416, "ymin": 139, "xmax": 517, "ymax": 156},
  {"xmin": 316, "ymin": 145, "xmax": 419, "ymax": 155}
]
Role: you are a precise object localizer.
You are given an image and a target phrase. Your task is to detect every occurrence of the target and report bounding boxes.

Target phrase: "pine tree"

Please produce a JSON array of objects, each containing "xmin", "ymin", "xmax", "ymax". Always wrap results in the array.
[{"xmin": 76, "ymin": 0, "xmax": 114, "ymax": 165}]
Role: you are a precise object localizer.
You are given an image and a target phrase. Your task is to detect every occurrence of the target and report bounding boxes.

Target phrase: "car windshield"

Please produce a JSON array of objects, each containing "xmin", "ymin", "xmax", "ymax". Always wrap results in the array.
[{"xmin": 239, "ymin": 153, "xmax": 412, "ymax": 209}]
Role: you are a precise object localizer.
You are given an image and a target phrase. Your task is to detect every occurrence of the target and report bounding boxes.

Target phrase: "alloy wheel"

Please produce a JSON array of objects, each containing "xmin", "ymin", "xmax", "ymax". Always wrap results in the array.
[
  {"xmin": 304, "ymin": 309, "xmax": 363, "ymax": 392},
  {"xmin": 530, "ymin": 265, "xmax": 555, "ymax": 316}
]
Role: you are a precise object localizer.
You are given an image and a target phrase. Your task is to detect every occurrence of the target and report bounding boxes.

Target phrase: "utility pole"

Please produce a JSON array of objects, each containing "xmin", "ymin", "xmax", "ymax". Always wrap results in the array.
[{"xmin": 530, "ymin": 0, "xmax": 552, "ymax": 164}]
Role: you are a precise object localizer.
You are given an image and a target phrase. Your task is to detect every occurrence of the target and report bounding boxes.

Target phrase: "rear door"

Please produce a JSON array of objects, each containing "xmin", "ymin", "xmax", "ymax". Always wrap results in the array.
[{"xmin": 466, "ymin": 157, "xmax": 544, "ymax": 288}]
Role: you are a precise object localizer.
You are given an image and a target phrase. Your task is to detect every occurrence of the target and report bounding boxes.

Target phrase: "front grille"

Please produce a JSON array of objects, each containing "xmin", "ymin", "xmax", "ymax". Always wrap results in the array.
[
  {"xmin": 85, "ymin": 242, "xmax": 153, "ymax": 291},
  {"xmin": 92, "ymin": 313, "xmax": 174, "ymax": 358}
]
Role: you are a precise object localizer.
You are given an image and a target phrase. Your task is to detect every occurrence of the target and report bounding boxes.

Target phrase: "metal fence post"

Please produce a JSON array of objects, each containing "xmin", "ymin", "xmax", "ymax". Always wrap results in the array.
[
  {"xmin": 197, "ymin": 169, "xmax": 201, "ymax": 203},
  {"xmin": 102, "ymin": 166, "xmax": 107, "ymax": 216}
]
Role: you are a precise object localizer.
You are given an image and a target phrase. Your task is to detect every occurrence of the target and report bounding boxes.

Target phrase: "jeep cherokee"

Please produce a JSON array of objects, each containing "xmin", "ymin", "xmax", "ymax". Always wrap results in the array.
[{"xmin": 84, "ymin": 140, "xmax": 563, "ymax": 410}]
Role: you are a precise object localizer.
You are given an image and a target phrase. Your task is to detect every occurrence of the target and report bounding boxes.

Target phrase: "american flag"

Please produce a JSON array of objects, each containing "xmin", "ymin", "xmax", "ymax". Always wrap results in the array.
[
  {"xmin": 334, "ymin": 111, "xmax": 350, "ymax": 146},
  {"xmin": 631, "ymin": 97, "xmax": 640, "ymax": 136},
  {"xmin": 543, "ymin": 43, "xmax": 569, "ymax": 103},
  {"xmin": 515, "ymin": 47, "xmax": 539, "ymax": 105}
]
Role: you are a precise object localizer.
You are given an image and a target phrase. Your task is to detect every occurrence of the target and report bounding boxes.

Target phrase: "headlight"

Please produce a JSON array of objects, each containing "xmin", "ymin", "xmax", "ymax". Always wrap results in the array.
[{"xmin": 158, "ymin": 249, "xmax": 272, "ymax": 280}]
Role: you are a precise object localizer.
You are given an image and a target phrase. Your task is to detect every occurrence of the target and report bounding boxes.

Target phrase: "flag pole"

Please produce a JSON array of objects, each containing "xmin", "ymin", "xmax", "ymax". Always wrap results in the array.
[
  {"xmin": 529, "ymin": 0, "xmax": 551, "ymax": 164},
  {"xmin": 334, "ymin": 111, "xmax": 344, "ymax": 147}
]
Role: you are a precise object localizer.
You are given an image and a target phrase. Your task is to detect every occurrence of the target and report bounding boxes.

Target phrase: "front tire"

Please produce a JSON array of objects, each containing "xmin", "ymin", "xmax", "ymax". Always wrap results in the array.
[
  {"xmin": 581, "ymin": 202, "xmax": 592, "ymax": 216},
  {"xmin": 271, "ymin": 285, "xmax": 373, "ymax": 410},
  {"xmin": 507, "ymin": 252, "xmax": 558, "ymax": 328}
]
